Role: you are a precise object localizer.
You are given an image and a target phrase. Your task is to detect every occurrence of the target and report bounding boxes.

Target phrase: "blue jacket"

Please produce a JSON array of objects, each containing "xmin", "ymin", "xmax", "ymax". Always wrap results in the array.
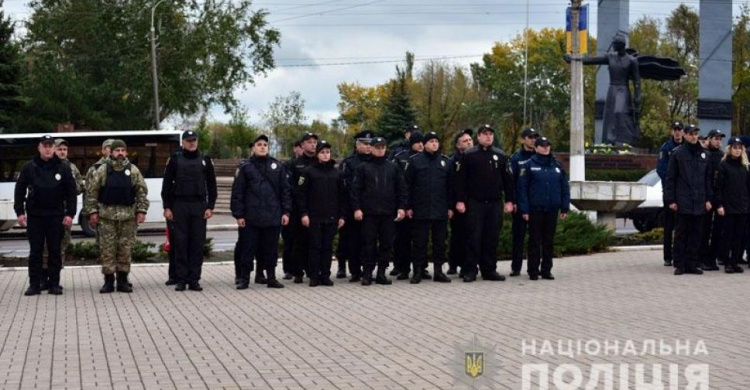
[
  {"xmin": 509, "ymin": 148, "xmax": 535, "ymax": 199},
  {"xmin": 516, "ymin": 154, "xmax": 570, "ymax": 215},
  {"xmin": 657, "ymin": 137, "xmax": 683, "ymax": 181}
]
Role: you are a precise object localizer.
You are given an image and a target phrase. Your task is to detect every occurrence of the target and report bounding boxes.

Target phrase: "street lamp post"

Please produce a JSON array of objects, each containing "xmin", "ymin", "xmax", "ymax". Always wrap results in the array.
[{"xmin": 150, "ymin": 0, "xmax": 167, "ymax": 130}]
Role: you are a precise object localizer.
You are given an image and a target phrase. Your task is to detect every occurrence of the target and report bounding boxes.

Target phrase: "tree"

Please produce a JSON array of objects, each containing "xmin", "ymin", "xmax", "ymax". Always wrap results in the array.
[
  {"xmin": 734, "ymin": 4, "xmax": 750, "ymax": 135},
  {"xmin": 18, "ymin": 0, "xmax": 280, "ymax": 132},
  {"xmin": 263, "ymin": 91, "xmax": 307, "ymax": 158},
  {"xmin": 377, "ymin": 52, "xmax": 417, "ymax": 145},
  {"xmin": 336, "ymin": 82, "xmax": 386, "ymax": 137},
  {"xmin": 0, "ymin": 0, "xmax": 23, "ymax": 132}
]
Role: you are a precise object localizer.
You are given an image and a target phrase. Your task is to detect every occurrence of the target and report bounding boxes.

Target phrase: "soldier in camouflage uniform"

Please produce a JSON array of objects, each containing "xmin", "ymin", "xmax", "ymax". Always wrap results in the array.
[
  {"xmin": 55, "ymin": 139, "xmax": 84, "ymax": 259},
  {"xmin": 85, "ymin": 139, "xmax": 114, "ymax": 189},
  {"xmin": 84, "ymin": 139, "xmax": 149, "ymax": 293}
]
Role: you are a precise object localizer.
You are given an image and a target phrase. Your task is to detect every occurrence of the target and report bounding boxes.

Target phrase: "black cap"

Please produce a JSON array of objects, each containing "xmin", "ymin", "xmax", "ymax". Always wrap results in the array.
[
  {"xmin": 684, "ymin": 124, "xmax": 700, "ymax": 133},
  {"xmin": 316, "ymin": 140, "xmax": 331, "ymax": 154},
  {"xmin": 671, "ymin": 121, "xmax": 684, "ymax": 130},
  {"xmin": 423, "ymin": 132, "xmax": 439, "ymax": 143},
  {"xmin": 477, "ymin": 124, "xmax": 495, "ymax": 134},
  {"xmin": 39, "ymin": 134, "xmax": 54, "ymax": 144},
  {"xmin": 698, "ymin": 134, "xmax": 707, "ymax": 141},
  {"xmin": 371, "ymin": 137, "xmax": 387, "ymax": 146},
  {"xmin": 728, "ymin": 137, "xmax": 744, "ymax": 146},
  {"xmin": 300, "ymin": 132, "xmax": 319, "ymax": 142},
  {"xmin": 251, "ymin": 134, "xmax": 269, "ymax": 146},
  {"xmin": 521, "ymin": 127, "xmax": 539, "ymax": 138},
  {"xmin": 182, "ymin": 130, "xmax": 198, "ymax": 140},
  {"xmin": 535, "ymin": 137, "xmax": 551, "ymax": 147},
  {"xmin": 405, "ymin": 125, "xmax": 419, "ymax": 135},
  {"xmin": 454, "ymin": 128, "xmax": 473, "ymax": 143},
  {"xmin": 409, "ymin": 131, "xmax": 424, "ymax": 146},
  {"xmin": 293, "ymin": 140, "xmax": 302, "ymax": 148},
  {"xmin": 354, "ymin": 130, "xmax": 375, "ymax": 143},
  {"xmin": 707, "ymin": 129, "xmax": 726, "ymax": 138}
]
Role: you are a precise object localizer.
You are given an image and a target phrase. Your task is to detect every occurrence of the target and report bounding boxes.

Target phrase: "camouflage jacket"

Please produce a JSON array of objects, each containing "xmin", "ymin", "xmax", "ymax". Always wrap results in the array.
[
  {"xmin": 85, "ymin": 157, "xmax": 109, "ymax": 193},
  {"xmin": 84, "ymin": 158, "xmax": 149, "ymax": 221},
  {"xmin": 64, "ymin": 160, "xmax": 85, "ymax": 195}
]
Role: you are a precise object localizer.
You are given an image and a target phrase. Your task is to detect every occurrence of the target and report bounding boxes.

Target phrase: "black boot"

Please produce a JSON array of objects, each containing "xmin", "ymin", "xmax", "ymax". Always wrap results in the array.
[
  {"xmin": 116, "ymin": 272, "xmax": 133, "ymax": 293},
  {"xmin": 375, "ymin": 267, "xmax": 392, "ymax": 285},
  {"xmin": 24, "ymin": 283, "xmax": 42, "ymax": 296},
  {"xmin": 267, "ymin": 278, "xmax": 284, "ymax": 288},
  {"xmin": 254, "ymin": 270, "xmax": 268, "ymax": 285},
  {"xmin": 100, "ymin": 274, "xmax": 115, "ymax": 294},
  {"xmin": 433, "ymin": 272, "xmax": 451, "ymax": 283},
  {"xmin": 410, "ymin": 274, "xmax": 422, "ymax": 284},
  {"xmin": 336, "ymin": 261, "xmax": 347, "ymax": 279},
  {"xmin": 361, "ymin": 267, "xmax": 373, "ymax": 286},
  {"xmin": 236, "ymin": 279, "xmax": 249, "ymax": 289}
]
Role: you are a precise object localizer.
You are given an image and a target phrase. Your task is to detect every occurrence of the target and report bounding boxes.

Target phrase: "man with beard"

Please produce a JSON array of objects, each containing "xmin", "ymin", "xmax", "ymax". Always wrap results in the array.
[{"xmin": 85, "ymin": 140, "xmax": 150, "ymax": 293}]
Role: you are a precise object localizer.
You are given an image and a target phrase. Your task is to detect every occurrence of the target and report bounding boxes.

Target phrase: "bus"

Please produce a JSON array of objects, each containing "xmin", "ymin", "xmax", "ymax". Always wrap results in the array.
[{"xmin": 0, "ymin": 130, "xmax": 182, "ymax": 235}]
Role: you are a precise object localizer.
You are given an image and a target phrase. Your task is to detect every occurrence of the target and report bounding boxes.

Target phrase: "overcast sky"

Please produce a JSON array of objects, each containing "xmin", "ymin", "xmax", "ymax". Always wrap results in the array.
[{"xmin": 3, "ymin": 0, "xmax": 747, "ymax": 128}]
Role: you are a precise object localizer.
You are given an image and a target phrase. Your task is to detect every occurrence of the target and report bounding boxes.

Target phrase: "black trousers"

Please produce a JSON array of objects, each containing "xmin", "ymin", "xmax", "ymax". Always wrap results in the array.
[
  {"xmin": 281, "ymin": 224, "xmax": 294, "ymax": 274},
  {"xmin": 663, "ymin": 206, "xmax": 675, "ymax": 262},
  {"xmin": 308, "ymin": 222, "xmax": 337, "ymax": 280},
  {"xmin": 362, "ymin": 215, "xmax": 396, "ymax": 272},
  {"xmin": 673, "ymin": 214, "xmax": 704, "ymax": 271},
  {"xmin": 718, "ymin": 214, "xmax": 747, "ymax": 267},
  {"xmin": 448, "ymin": 213, "xmax": 468, "ymax": 271},
  {"xmin": 393, "ymin": 219, "xmax": 412, "ymax": 272},
  {"xmin": 27, "ymin": 215, "xmax": 63, "ymax": 286},
  {"xmin": 465, "ymin": 199, "xmax": 503, "ymax": 276},
  {"xmin": 511, "ymin": 211, "xmax": 528, "ymax": 273},
  {"xmin": 166, "ymin": 220, "xmax": 177, "ymax": 281},
  {"xmin": 411, "ymin": 219, "xmax": 448, "ymax": 274},
  {"xmin": 339, "ymin": 218, "xmax": 364, "ymax": 276},
  {"xmin": 172, "ymin": 200, "xmax": 207, "ymax": 284},
  {"xmin": 290, "ymin": 213, "xmax": 310, "ymax": 277},
  {"xmin": 527, "ymin": 210, "xmax": 558, "ymax": 276},
  {"xmin": 699, "ymin": 210, "xmax": 721, "ymax": 266},
  {"xmin": 239, "ymin": 225, "xmax": 281, "ymax": 280}
]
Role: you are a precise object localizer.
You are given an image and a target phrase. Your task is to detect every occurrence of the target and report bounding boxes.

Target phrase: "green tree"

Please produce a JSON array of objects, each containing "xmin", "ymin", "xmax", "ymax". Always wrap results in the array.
[
  {"xmin": 0, "ymin": 0, "xmax": 23, "ymax": 132},
  {"xmin": 18, "ymin": 0, "xmax": 280, "ymax": 132},
  {"xmin": 734, "ymin": 4, "xmax": 750, "ymax": 135},
  {"xmin": 263, "ymin": 91, "xmax": 307, "ymax": 159},
  {"xmin": 377, "ymin": 52, "xmax": 417, "ymax": 145}
]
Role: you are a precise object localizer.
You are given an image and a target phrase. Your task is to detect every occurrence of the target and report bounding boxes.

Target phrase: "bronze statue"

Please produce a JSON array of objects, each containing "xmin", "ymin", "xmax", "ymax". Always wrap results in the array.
[{"xmin": 566, "ymin": 34, "xmax": 685, "ymax": 145}]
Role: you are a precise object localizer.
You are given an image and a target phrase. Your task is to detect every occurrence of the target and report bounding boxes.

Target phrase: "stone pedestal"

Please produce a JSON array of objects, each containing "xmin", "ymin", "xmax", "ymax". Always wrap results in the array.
[
  {"xmin": 569, "ymin": 181, "xmax": 646, "ymax": 230},
  {"xmin": 698, "ymin": 0, "xmax": 733, "ymax": 135}
]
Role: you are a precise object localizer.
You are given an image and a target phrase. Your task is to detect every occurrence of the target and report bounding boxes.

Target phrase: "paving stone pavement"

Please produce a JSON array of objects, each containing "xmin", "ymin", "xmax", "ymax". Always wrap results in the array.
[{"xmin": 0, "ymin": 249, "xmax": 748, "ymax": 389}]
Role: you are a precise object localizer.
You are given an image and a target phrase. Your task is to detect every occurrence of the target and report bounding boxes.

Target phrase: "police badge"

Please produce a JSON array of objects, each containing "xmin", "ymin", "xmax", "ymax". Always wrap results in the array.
[
  {"xmin": 54, "ymin": 173, "xmax": 61, "ymax": 181},
  {"xmin": 125, "ymin": 169, "xmax": 131, "ymax": 176},
  {"xmin": 271, "ymin": 163, "xmax": 277, "ymax": 170}
]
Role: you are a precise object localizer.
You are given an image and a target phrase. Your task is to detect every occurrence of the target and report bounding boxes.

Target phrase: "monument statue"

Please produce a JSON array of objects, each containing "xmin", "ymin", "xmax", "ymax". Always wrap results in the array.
[{"xmin": 566, "ymin": 33, "xmax": 685, "ymax": 145}]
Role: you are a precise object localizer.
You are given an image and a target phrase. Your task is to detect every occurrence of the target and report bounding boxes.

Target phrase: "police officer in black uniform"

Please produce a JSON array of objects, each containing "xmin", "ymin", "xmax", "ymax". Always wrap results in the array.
[
  {"xmin": 392, "ymin": 131, "xmax": 424, "ymax": 279},
  {"xmin": 713, "ymin": 137, "xmax": 750, "ymax": 274},
  {"xmin": 447, "ymin": 128, "xmax": 474, "ymax": 276},
  {"xmin": 281, "ymin": 139, "xmax": 305, "ymax": 279},
  {"xmin": 508, "ymin": 127, "xmax": 539, "ymax": 277},
  {"xmin": 656, "ymin": 121, "xmax": 684, "ymax": 267},
  {"xmin": 388, "ymin": 125, "xmax": 419, "ymax": 161},
  {"xmin": 336, "ymin": 130, "xmax": 373, "ymax": 281},
  {"xmin": 404, "ymin": 132, "xmax": 453, "ymax": 283},
  {"xmin": 664, "ymin": 124, "xmax": 713, "ymax": 275},
  {"xmin": 350, "ymin": 137, "xmax": 408, "ymax": 286},
  {"xmin": 14, "ymin": 135, "xmax": 77, "ymax": 296},
  {"xmin": 231, "ymin": 135, "xmax": 292, "ymax": 289},
  {"xmin": 297, "ymin": 140, "xmax": 347, "ymax": 286},
  {"xmin": 287, "ymin": 132, "xmax": 318, "ymax": 284},
  {"xmin": 699, "ymin": 129, "xmax": 725, "ymax": 271},
  {"xmin": 161, "ymin": 130, "xmax": 218, "ymax": 291},
  {"xmin": 455, "ymin": 124, "xmax": 514, "ymax": 282},
  {"xmin": 516, "ymin": 137, "xmax": 570, "ymax": 280}
]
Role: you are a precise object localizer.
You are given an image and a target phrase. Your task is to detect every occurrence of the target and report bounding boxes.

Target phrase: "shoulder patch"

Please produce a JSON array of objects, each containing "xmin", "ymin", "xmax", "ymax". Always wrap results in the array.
[{"xmin": 298, "ymin": 176, "xmax": 305, "ymax": 186}]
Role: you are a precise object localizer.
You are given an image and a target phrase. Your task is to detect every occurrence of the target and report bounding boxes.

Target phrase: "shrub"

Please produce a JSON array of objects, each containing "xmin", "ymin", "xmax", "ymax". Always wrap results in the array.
[
  {"xmin": 612, "ymin": 227, "xmax": 663, "ymax": 246},
  {"xmin": 132, "ymin": 241, "xmax": 157, "ymax": 263}
]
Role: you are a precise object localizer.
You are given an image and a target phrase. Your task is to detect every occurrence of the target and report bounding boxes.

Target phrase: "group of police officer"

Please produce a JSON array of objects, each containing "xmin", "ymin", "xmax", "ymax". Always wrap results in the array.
[
  {"xmin": 15, "ymin": 124, "xmax": 572, "ymax": 295},
  {"xmin": 658, "ymin": 121, "xmax": 750, "ymax": 275},
  {"xmin": 228, "ymin": 124, "xmax": 571, "ymax": 289}
]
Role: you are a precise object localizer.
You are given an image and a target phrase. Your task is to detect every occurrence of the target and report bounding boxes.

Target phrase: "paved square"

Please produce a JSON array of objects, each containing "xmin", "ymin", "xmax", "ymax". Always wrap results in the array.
[{"xmin": 0, "ymin": 249, "xmax": 748, "ymax": 389}]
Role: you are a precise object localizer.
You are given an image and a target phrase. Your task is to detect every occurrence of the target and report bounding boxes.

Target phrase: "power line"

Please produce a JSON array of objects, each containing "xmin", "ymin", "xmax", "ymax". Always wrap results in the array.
[{"xmin": 276, "ymin": 54, "xmax": 482, "ymax": 67}]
